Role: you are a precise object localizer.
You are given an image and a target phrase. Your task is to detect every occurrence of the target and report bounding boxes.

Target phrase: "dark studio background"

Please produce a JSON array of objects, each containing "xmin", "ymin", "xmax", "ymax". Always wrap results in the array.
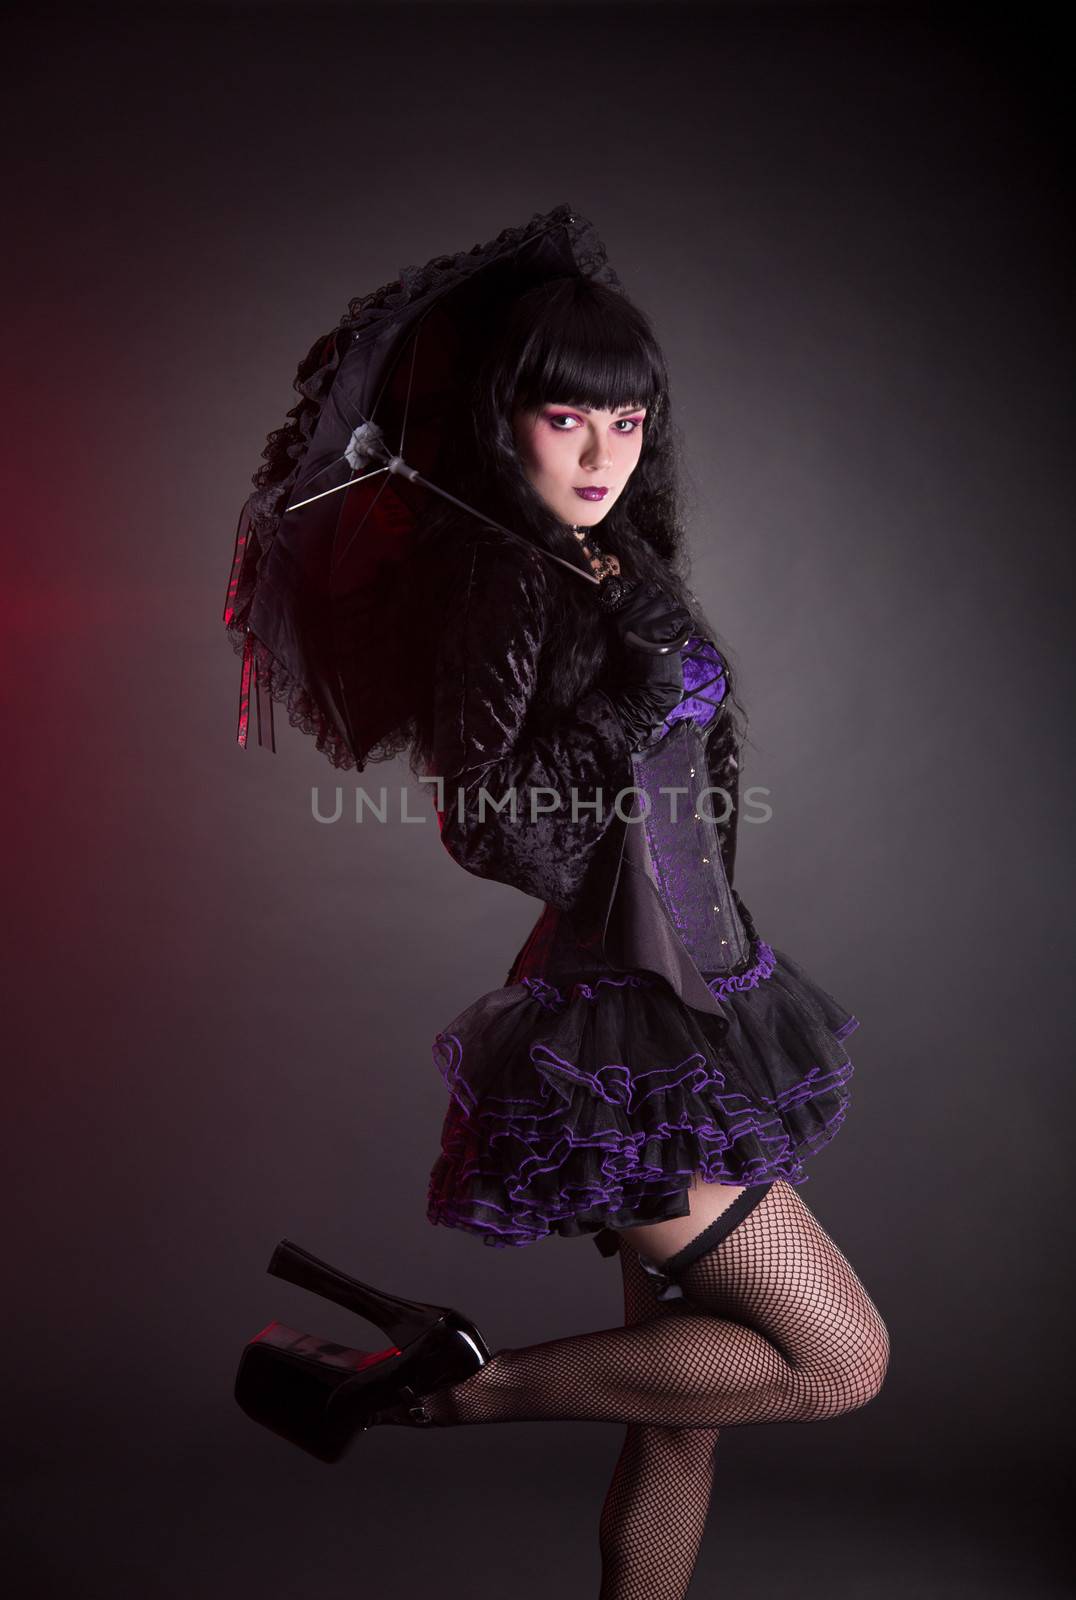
[{"xmin": 4, "ymin": 2, "xmax": 1072, "ymax": 1595}]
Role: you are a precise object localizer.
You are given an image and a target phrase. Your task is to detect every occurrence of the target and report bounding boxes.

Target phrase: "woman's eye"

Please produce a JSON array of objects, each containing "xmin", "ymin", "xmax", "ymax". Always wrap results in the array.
[{"xmin": 546, "ymin": 414, "xmax": 643, "ymax": 433}]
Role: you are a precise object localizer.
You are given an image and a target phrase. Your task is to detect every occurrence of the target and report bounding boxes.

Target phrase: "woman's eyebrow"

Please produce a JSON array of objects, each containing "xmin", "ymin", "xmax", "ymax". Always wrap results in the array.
[{"xmin": 551, "ymin": 404, "xmax": 648, "ymax": 414}]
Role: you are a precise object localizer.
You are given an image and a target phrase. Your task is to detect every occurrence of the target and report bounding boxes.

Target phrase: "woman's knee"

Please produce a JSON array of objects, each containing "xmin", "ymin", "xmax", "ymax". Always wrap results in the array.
[{"xmin": 798, "ymin": 1305, "xmax": 891, "ymax": 1421}]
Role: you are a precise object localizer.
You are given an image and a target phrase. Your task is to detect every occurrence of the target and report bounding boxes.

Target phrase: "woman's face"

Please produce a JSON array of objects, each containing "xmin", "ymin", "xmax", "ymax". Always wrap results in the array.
[{"xmin": 511, "ymin": 400, "xmax": 648, "ymax": 529}]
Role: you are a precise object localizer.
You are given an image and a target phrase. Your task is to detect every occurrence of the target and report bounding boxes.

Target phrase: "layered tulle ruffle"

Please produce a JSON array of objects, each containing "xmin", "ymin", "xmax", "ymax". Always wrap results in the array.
[{"xmin": 426, "ymin": 945, "xmax": 859, "ymax": 1248}]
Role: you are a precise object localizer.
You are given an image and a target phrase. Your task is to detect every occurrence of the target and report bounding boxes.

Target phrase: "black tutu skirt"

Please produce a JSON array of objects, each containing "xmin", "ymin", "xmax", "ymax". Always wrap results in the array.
[{"xmin": 426, "ymin": 938, "xmax": 859, "ymax": 1249}]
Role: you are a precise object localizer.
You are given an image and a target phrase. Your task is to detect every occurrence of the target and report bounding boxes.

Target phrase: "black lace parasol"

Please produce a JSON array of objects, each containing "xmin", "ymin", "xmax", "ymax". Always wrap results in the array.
[{"xmin": 222, "ymin": 202, "xmax": 649, "ymax": 770}]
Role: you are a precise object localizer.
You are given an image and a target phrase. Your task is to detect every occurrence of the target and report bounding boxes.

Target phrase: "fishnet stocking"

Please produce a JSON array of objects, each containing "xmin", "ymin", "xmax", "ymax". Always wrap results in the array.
[
  {"xmin": 597, "ymin": 1240, "xmax": 720, "ymax": 1599},
  {"xmin": 422, "ymin": 1181, "xmax": 890, "ymax": 1433}
]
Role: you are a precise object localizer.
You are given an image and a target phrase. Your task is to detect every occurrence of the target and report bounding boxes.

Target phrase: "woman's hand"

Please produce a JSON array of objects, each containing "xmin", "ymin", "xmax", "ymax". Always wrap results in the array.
[
  {"xmin": 600, "ymin": 577, "xmax": 693, "ymax": 655},
  {"xmin": 598, "ymin": 580, "xmax": 692, "ymax": 752}
]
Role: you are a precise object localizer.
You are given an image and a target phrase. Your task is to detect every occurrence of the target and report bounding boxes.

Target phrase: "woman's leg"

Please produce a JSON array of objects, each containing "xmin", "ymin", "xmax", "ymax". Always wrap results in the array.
[
  {"xmin": 614, "ymin": 1170, "xmax": 752, "ymax": 1264},
  {"xmin": 421, "ymin": 1179, "xmax": 890, "ymax": 1429},
  {"xmin": 597, "ymin": 1236, "xmax": 722, "ymax": 1600}
]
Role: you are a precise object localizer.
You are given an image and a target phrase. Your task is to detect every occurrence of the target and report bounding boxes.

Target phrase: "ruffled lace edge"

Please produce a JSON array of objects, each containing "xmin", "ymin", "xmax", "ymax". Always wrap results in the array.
[
  {"xmin": 223, "ymin": 626, "xmax": 378, "ymax": 772},
  {"xmin": 425, "ymin": 955, "xmax": 859, "ymax": 1247},
  {"xmin": 426, "ymin": 1064, "xmax": 853, "ymax": 1248},
  {"xmin": 519, "ymin": 932, "xmax": 782, "ymax": 1012}
]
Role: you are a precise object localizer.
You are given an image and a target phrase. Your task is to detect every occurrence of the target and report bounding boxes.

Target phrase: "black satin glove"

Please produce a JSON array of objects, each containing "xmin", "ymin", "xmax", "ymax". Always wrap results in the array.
[{"xmin": 599, "ymin": 580, "xmax": 691, "ymax": 753}]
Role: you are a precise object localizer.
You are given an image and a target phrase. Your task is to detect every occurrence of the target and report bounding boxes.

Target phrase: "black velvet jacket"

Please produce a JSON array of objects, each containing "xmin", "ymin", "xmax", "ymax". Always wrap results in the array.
[{"xmin": 426, "ymin": 527, "xmax": 741, "ymax": 965}]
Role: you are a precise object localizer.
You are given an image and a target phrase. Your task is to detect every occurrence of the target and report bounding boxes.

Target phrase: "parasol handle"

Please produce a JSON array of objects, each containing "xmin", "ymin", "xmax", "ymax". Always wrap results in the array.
[
  {"xmin": 387, "ymin": 452, "xmax": 692, "ymax": 616},
  {"xmin": 383, "ymin": 458, "xmax": 607, "ymax": 586}
]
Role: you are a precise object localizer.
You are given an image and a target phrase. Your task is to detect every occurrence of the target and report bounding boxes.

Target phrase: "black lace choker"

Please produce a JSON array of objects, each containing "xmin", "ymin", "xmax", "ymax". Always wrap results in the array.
[{"xmin": 567, "ymin": 522, "xmax": 619, "ymax": 580}]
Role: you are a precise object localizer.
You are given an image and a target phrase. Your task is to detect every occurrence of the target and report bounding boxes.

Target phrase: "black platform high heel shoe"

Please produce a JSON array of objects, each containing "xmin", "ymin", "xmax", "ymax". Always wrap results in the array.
[{"xmin": 234, "ymin": 1239, "xmax": 492, "ymax": 1464}]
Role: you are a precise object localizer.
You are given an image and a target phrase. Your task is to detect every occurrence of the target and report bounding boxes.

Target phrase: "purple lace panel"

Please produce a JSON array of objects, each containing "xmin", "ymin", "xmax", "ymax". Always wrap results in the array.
[
  {"xmin": 662, "ymin": 637, "xmax": 727, "ymax": 734},
  {"xmin": 632, "ymin": 723, "xmax": 752, "ymax": 976}
]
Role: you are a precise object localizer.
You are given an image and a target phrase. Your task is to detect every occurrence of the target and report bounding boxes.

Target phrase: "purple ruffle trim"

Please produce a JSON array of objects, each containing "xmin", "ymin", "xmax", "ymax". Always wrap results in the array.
[
  {"xmin": 428, "ymin": 1047, "xmax": 853, "ymax": 1249},
  {"xmin": 426, "ymin": 947, "xmax": 859, "ymax": 1248},
  {"xmin": 707, "ymin": 940, "xmax": 777, "ymax": 1000},
  {"xmin": 521, "ymin": 941, "xmax": 780, "ymax": 1011},
  {"xmin": 523, "ymin": 972, "xmax": 659, "ymax": 1013}
]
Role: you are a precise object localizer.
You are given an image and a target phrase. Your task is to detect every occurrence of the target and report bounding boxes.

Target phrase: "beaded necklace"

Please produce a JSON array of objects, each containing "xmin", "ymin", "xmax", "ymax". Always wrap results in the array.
[{"xmin": 567, "ymin": 522, "xmax": 622, "ymax": 583}]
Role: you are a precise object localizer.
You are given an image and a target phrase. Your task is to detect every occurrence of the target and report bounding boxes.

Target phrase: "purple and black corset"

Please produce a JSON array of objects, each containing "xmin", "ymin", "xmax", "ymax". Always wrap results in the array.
[{"xmin": 661, "ymin": 636, "xmax": 727, "ymax": 736}]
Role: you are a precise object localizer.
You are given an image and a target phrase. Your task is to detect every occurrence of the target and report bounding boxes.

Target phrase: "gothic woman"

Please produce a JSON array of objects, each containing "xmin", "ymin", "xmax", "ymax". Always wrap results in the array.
[{"xmin": 232, "ymin": 212, "xmax": 890, "ymax": 1600}]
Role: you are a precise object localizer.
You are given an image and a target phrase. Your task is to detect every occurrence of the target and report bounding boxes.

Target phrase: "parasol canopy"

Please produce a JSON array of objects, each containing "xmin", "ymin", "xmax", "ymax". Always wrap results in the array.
[{"xmin": 222, "ymin": 203, "xmax": 635, "ymax": 770}]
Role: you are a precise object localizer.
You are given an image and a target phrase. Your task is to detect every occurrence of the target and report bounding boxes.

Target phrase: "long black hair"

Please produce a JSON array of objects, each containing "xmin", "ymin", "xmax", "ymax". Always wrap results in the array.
[{"xmin": 409, "ymin": 273, "xmax": 750, "ymax": 797}]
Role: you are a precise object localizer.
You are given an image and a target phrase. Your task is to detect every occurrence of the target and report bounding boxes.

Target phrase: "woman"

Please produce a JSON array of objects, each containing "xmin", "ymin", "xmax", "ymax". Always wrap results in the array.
[{"xmin": 237, "ymin": 265, "xmax": 889, "ymax": 1600}]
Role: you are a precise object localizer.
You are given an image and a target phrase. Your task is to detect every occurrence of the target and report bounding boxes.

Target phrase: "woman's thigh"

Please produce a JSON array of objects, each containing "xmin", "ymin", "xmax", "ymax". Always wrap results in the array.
[
  {"xmin": 672, "ymin": 1181, "xmax": 891, "ymax": 1398},
  {"xmin": 614, "ymin": 1173, "xmax": 750, "ymax": 1264},
  {"xmin": 619, "ymin": 1180, "xmax": 890, "ymax": 1390}
]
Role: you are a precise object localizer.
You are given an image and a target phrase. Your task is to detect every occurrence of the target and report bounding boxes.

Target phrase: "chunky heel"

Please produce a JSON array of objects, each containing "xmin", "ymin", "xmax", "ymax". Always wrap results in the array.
[
  {"xmin": 267, "ymin": 1238, "xmax": 455, "ymax": 1347},
  {"xmin": 235, "ymin": 1242, "xmax": 493, "ymax": 1463},
  {"xmin": 235, "ymin": 1322, "xmax": 402, "ymax": 1463}
]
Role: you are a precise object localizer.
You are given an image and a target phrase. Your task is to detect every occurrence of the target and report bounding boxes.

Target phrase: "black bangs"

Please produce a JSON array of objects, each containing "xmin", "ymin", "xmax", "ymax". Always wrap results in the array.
[{"xmin": 496, "ymin": 275, "xmax": 666, "ymax": 417}]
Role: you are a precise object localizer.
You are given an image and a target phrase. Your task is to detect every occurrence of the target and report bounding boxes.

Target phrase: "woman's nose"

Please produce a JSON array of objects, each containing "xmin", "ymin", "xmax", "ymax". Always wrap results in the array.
[{"xmin": 580, "ymin": 437, "xmax": 612, "ymax": 471}]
